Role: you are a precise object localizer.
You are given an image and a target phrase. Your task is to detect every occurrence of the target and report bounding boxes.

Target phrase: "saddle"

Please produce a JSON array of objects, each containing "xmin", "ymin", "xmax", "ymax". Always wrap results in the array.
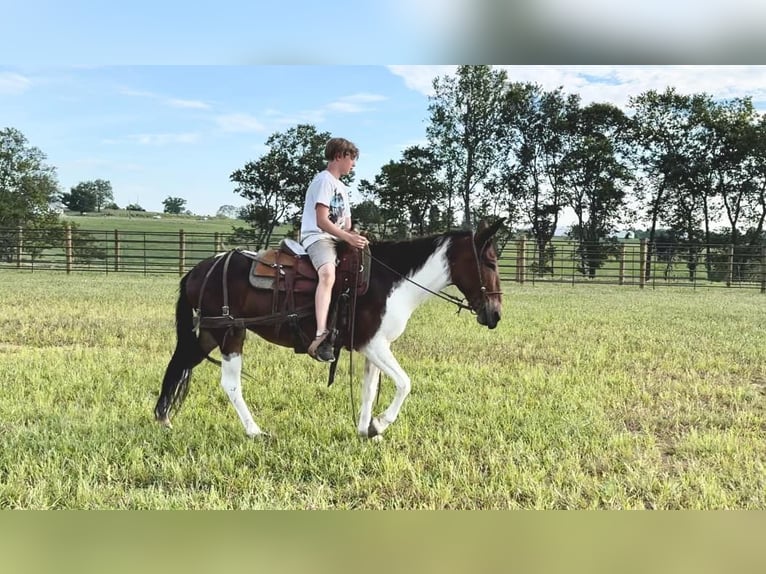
[{"xmin": 248, "ymin": 238, "xmax": 370, "ymax": 299}]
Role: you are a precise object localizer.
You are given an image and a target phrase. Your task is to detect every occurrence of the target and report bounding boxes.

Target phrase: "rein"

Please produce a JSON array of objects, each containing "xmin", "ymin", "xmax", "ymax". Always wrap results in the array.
[
  {"xmin": 367, "ymin": 231, "xmax": 500, "ymax": 315},
  {"xmin": 367, "ymin": 254, "xmax": 473, "ymax": 313}
]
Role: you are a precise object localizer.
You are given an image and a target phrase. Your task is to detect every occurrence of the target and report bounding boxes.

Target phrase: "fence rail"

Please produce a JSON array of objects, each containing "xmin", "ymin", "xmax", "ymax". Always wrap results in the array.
[{"xmin": 1, "ymin": 226, "xmax": 765, "ymax": 292}]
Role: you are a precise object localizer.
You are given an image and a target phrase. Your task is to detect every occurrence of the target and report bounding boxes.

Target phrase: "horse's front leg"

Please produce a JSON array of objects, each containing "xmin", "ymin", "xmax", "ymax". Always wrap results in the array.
[
  {"xmin": 357, "ymin": 357, "xmax": 381, "ymax": 439},
  {"xmin": 218, "ymin": 327, "xmax": 264, "ymax": 438},
  {"xmin": 360, "ymin": 338, "xmax": 411, "ymax": 439}
]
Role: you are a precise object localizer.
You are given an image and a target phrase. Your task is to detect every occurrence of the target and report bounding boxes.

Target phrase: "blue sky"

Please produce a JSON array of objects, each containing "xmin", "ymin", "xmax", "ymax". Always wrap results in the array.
[{"xmin": 3, "ymin": 65, "xmax": 766, "ymax": 216}]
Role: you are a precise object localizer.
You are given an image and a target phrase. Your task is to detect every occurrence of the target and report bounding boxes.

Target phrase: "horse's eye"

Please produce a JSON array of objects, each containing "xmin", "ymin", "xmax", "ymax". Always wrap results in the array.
[{"xmin": 485, "ymin": 261, "xmax": 496, "ymax": 271}]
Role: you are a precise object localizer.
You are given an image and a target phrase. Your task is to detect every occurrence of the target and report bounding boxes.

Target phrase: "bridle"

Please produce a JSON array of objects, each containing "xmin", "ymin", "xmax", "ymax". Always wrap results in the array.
[{"xmin": 368, "ymin": 231, "xmax": 501, "ymax": 316}]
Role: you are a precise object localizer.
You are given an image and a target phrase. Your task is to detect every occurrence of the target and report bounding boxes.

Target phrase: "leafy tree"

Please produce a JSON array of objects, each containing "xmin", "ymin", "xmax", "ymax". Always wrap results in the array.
[
  {"xmin": 0, "ymin": 127, "xmax": 62, "ymax": 261},
  {"xmin": 627, "ymin": 89, "xmax": 715, "ymax": 279},
  {"xmin": 561, "ymin": 102, "xmax": 633, "ymax": 278},
  {"xmin": 61, "ymin": 179, "xmax": 113, "ymax": 213},
  {"xmin": 125, "ymin": 203, "xmax": 145, "ymax": 211},
  {"xmin": 91, "ymin": 179, "xmax": 113, "ymax": 212},
  {"xmin": 363, "ymin": 146, "xmax": 445, "ymax": 236},
  {"xmin": 352, "ymin": 199, "xmax": 383, "ymax": 230},
  {"xmin": 357, "ymin": 178, "xmax": 406, "ymax": 238},
  {"xmin": 427, "ymin": 65, "xmax": 508, "ymax": 227},
  {"xmin": 493, "ymin": 83, "xmax": 578, "ymax": 275},
  {"xmin": 231, "ymin": 124, "xmax": 334, "ymax": 249},
  {"xmin": 216, "ymin": 204, "xmax": 239, "ymax": 218},
  {"xmin": 162, "ymin": 196, "xmax": 187, "ymax": 214},
  {"xmin": 61, "ymin": 183, "xmax": 97, "ymax": 213}
]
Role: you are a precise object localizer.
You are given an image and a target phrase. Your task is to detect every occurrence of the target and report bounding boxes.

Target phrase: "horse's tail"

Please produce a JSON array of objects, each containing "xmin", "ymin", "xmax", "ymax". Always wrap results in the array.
[{"xmin": 154, "ymin": 272, "xmax": 206, "ymax": 424}]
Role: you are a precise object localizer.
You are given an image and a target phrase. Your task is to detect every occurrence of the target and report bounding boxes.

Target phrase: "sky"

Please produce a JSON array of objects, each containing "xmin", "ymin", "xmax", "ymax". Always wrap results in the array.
[
  {"xmin": 2, "ymin": 1, "xmax": 766, "ymax": 217},
  {"xmin": 4, "ymin": 65, "xmax": 766, "ymax": 217}
]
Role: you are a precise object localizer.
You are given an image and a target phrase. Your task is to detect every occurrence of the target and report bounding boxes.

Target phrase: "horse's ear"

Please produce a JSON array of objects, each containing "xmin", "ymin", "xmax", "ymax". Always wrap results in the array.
[{"xmin": 475, "ymin": 218, "xmax": 505, "ymax": 250}]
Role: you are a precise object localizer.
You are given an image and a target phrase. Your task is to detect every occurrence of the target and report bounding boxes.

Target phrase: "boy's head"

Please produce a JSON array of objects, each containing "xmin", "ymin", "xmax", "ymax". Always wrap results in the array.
[{"xmin": 325, "ymin": 138, "xmax": 359, "ymax": 162}]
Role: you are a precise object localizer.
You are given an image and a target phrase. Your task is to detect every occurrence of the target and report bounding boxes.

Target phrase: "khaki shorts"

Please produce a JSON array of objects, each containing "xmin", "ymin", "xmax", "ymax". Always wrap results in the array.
[{"xmin": 305, "ymin": 237, "xmax": 338, "ymax": 270}]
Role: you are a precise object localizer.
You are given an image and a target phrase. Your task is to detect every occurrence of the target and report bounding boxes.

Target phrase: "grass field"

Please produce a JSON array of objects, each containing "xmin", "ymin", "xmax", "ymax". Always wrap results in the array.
[
  {"xmin": 0, "ymin": 271, "xmax": 764, "ymax": 509},
  {"xmin": 61, "ymin": 213, "xmax": 246, "ymax": 235}
]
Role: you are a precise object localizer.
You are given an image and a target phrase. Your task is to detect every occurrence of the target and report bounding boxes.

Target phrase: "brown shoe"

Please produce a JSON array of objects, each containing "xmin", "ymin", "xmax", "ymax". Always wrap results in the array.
[{"xmin": 307, "ymin": 330, "xmax": 335, "ymax": 363}]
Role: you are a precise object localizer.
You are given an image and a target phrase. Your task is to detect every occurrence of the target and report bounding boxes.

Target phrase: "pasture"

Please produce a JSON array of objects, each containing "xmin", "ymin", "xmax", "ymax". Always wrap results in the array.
[{"xmin": 0, "ymin": 270, "xmax": 764, "ymax": 509}]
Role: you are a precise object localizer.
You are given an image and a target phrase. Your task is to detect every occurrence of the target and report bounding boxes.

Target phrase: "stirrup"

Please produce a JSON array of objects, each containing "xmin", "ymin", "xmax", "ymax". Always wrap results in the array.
[{"xmin": 307, "ymin": 330, "xmax": 335, "ymax": 363}]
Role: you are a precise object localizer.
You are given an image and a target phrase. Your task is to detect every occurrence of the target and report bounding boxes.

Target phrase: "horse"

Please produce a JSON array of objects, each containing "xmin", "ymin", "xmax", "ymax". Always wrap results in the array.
[{"xmin": 154, "ymin": 219, "xmax": 504, "ymax": 440}]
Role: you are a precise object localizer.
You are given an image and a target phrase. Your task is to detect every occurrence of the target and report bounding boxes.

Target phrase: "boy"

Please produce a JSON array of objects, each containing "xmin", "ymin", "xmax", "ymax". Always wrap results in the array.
[{"xmin": 300, "ymin": 137, "xmax": 369, "ymax": 362}]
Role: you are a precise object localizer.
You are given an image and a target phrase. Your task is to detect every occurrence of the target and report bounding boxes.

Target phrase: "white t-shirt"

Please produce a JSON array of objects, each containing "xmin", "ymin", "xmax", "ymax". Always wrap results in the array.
[{"xmin": 300, "ymin": 170, "xmax": 351, "ymax": 248}]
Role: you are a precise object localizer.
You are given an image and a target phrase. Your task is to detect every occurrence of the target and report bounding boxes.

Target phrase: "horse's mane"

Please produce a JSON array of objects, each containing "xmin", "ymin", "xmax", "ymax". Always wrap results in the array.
[{"xmin": 368, "ymin": 229, "xmax": 471, "ymax": 279}]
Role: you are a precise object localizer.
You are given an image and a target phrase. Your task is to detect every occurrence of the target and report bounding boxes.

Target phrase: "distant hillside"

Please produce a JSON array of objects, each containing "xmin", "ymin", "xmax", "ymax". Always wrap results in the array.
[{"xmin": 61, "ymin": 212, "xmax": 245, "ymax": 235}]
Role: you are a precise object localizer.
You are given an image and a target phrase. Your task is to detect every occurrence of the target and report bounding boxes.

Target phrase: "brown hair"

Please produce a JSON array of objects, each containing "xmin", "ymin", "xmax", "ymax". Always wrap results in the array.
[{"xmin": 324, "ymin": 137, "xmax": 359, "ymax": 161}]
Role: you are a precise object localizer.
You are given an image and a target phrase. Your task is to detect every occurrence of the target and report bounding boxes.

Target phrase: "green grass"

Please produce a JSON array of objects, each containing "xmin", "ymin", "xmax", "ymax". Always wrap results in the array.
[
  {"xmin": 62, "ymin": 213, "xmax": 245, "ymax": 235},
  {"xmin": 0, "ymin": 271, "xmax": 765, "ymax": 508}
]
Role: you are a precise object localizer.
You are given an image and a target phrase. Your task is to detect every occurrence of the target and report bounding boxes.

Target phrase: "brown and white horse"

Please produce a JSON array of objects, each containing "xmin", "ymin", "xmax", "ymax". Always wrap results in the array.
[{"xmin": 154, "ymin": 219, "xmax": 503, "ymax": 439}]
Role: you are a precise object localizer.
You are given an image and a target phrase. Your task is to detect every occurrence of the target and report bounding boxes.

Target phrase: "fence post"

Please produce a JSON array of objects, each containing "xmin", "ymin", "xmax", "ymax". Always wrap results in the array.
[
  {"xmin": 618, "ymin": 243, "xmax": 625, "ymax": 285},
  {"xmin": 517, "ymin": 237, "xmax": 526, "ymax": 284},
  {"xmin": 761, "ymin": 246, "xmax": 765, "ymax": 294},
  {"xmin": 214, "ymin": 232, "xmax": 220, "ymax": 254},
  {"xmin": 726, "ymin": 244, "xmax": 734, "ymax": 287},
  {"xmin": 113, "ymin": 230, "xmax": 120, "ymax": 272},
  {"xmin": 16, "ymin": 226, "xmax": 23, "ymax": 268},
  {"xmin": 639, "ymin": 239, "xmax": 646, "ymax": 289},
  {"xmin": 65, "ymin": 224, "xmax": 73, "ymax": 274},
  {"xmin": 179, "ymin": 229, "xmax": 186, "ymax": 276}
]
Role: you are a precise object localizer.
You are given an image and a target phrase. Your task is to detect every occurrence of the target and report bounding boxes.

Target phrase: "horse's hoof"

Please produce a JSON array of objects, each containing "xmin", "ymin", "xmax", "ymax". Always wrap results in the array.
[{"xmin": 157, "ymin": 416, "xmax": 173, "ymax": 429}]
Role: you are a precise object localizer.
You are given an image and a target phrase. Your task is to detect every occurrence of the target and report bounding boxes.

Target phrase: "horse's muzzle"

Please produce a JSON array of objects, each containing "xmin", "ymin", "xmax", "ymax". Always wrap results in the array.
[{"xmin": 476, "ymin": 304, "xmax": 501, "ymax": 329}]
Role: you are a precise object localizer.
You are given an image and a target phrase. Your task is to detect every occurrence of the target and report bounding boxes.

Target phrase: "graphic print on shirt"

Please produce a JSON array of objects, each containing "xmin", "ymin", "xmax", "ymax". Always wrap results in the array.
[{"xmin": 328, "ymin": 188, "xmax": 345, "ymax": 229}]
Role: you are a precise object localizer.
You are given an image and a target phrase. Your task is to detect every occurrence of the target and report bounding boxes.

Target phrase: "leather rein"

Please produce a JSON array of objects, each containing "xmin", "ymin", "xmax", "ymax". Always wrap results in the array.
[{"xmin": 367, "ymin": 231, "xmax": 501, "ymax": 316}]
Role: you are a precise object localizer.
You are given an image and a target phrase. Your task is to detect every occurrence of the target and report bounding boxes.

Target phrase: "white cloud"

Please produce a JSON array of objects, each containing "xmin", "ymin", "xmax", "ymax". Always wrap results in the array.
[
  {"xmin": 387, "ymin": 66, "xmax": 455, "ymax": 96},
  {"xmin": 0, "ymin": 72, "xmax": 32, "ymax": 94},
  {"xmin": 326, "ymin": 92, "xmax": 387, "ymax": 114},
  {"xmin": 118, "ymin": 87, "xmax": 157, "ymax": 98},
  {"xmin": 389, "ymin": 65, "xmax": 766, "ymax": 110},
  {"xmin": 167, "ymin": 98, "xmax": 210, "ymax": 109},
  {"xmin": 129, "ymin": 133, "xmax": 200, "ymax": 145},
  {"xmin": 119, "ymin": 86, "xmax": 211, "ymax": 110},
  {"xmin": 263, "ymin": 108, "xmax": 327, "ymax": 126},
  {"xmin": 215, "ymin": 113, "xmax": 266, "ymax": 133}
]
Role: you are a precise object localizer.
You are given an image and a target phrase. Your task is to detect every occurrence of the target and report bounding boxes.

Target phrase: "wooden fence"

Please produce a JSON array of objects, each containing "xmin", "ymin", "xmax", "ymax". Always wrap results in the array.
[{"xmin": 1, "ymin": 226, "xmax": 765, "ymax": 292}]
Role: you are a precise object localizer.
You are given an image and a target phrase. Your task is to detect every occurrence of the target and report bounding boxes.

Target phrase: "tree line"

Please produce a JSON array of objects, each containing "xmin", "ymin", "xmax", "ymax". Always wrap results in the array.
[
  {"xmin": 231, "ymin": 66, "xmax": 766, "ymax": 281},
  {"xmin": 3, "ymin": 66, "xmax": 766, "ymax": 280}
]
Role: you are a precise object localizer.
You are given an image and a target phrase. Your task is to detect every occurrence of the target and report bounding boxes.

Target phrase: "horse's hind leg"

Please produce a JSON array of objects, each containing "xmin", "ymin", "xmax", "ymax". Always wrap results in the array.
[
  {"xmin": 218, "ymin": 326, "xmax": 264, "ymax": 437},
  {"xmin": 155, "ymin": 326, "xmax": 218, "ymax": 428}
]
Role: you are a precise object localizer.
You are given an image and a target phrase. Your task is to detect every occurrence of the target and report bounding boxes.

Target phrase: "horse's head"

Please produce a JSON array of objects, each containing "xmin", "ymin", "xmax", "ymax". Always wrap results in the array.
[{"xmin": 448, "ymin": 219, "xmax": 504, "ymax": 329}]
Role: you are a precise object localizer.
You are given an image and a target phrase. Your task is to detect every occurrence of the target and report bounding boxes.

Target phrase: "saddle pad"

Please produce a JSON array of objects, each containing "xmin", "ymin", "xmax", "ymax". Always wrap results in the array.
[{"xmin": 280, "ymin": 238, "xmax": 307, "ymax": 256}]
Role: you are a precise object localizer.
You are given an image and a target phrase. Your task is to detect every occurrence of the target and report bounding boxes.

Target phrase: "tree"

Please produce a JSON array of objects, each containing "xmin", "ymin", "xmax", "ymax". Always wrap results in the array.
[
  {"xmin": 61, "ymin": 179, "xmax": 113, "ymax": 213},
  {"xmin": 493, "ymin": 83, "xmax": 578, "ymax": 275},
  {"xmin": 216, "ymin": 204, "xmax": 239, "ymax": 218},
  {"xmin": 125, "ymin": 203, "xmax": 145, "ymax": 211},
  {"xmin": 0, "ymin": 127, "xmax": 62, "ymax": 261},
  {"xmin": 91, "ymin": 179, "xmax": 113, "ymax": 212},
  {"xmin": 561, "ymin": 102, "xmax": 633, "ymax": 278},
  {"xmin": 427, "ymin": 65, "xmax": 508, "ymax": 227},
  {"xmin": 352, "ymin": 199, "xmax": 383, "ymax": 230},
  {"xmin": 231, "ymin": 124, "xmax": 334, "ymax": 249},
  {"xmin": 363, "ymin": 146, "xmax": 445, "ymax": 236},
  {"xmin": 61, "ymin": 183, "xmax": 97, "ymax": 213},
  {"xmin": 162, "ymin": 196, "xmax": 187, "ymax": 214}
]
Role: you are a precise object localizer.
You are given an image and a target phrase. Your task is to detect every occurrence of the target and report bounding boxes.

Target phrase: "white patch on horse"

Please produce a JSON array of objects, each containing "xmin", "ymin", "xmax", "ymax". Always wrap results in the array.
[
  {"xmin": 220, "ymin": 352, "xmax": 262, "ymax": 437},
  {"xmin": 357, "ymin": 239, "xmax": 451, "ymax": 437},
  {"xmin": 376, "ymin": 238, "xmax": 451, "ymax": 344}
]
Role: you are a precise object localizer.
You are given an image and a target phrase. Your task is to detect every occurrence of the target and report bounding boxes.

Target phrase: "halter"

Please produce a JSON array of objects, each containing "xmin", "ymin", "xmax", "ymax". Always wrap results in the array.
[{"xmin": 368, "ymin": 231, "xmax": 501, "ymax": 315}]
